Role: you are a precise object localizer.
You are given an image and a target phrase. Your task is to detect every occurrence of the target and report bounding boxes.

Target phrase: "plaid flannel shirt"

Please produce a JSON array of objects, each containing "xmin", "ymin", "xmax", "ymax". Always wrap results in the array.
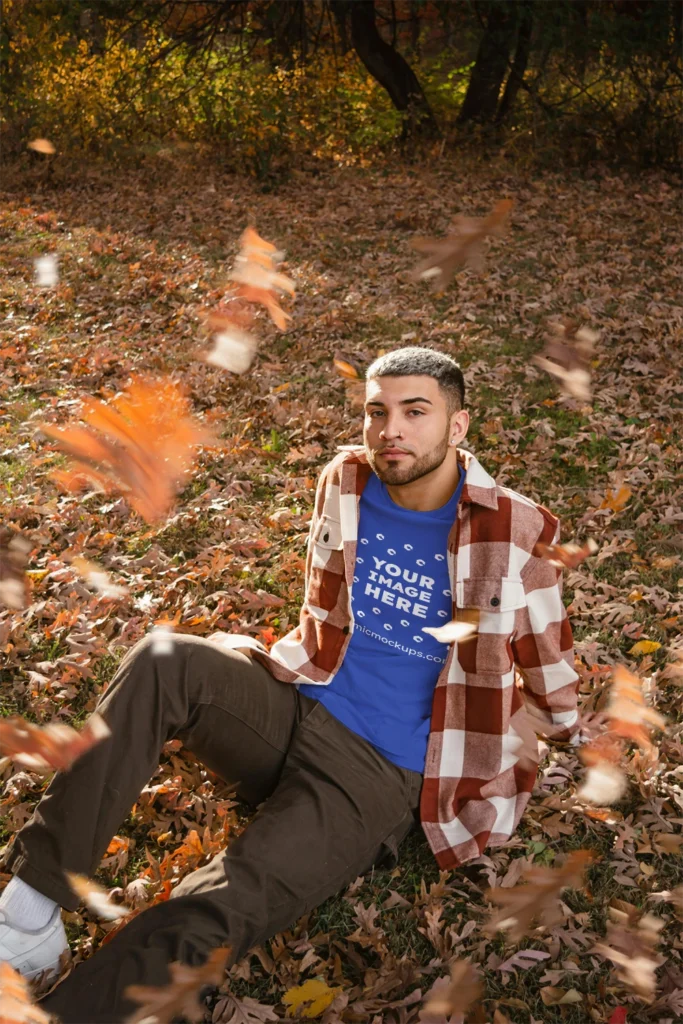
[{"xmin": 215, "ymin": 446, "xmax": 579, "ymax": 869}]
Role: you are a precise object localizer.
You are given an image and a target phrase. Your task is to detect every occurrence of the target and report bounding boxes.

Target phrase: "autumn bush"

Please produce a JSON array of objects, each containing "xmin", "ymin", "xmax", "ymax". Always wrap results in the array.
[{"xmin": 1, "ymin": 0, "xmax": 679, "ymax": 176}]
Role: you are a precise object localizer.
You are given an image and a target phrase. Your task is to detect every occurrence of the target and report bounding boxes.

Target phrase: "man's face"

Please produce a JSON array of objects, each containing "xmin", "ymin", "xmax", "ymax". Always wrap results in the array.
[{"xmin": 363, "ymin": 375, "xmax": 459, "ymax": 486}]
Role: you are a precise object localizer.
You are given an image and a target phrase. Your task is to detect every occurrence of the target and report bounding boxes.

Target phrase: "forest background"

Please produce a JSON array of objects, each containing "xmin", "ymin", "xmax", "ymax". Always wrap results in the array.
[{"xmin": 0, "ymin": 2, "xmax": 682, "ymax": 1023}]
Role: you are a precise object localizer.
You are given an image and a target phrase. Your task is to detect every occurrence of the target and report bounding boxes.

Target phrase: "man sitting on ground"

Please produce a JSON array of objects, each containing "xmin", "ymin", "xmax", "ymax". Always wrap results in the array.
[{"xmin": 0, "ymin": 347, "xmax": 579, "ymax": 1023}]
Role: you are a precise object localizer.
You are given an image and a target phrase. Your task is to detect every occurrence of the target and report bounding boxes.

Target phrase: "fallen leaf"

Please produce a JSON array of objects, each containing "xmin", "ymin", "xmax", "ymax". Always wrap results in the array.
[
  {"xmin": 282, "ymin": 978, "xmax": 342, "ymax": 1019},
  {"xmin": 628, "ymin": 640, "xmax": 661, "ymax": 656},
  {"xmin": 593, "ymin": 903, "xmax": 664, "ymax": 1002}
]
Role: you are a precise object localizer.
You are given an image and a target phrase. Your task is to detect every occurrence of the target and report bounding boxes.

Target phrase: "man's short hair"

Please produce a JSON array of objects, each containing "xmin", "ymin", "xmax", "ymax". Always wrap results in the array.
[{"xmin": 365, "ymin": 346, "xmax": 466, "ymax": 413}]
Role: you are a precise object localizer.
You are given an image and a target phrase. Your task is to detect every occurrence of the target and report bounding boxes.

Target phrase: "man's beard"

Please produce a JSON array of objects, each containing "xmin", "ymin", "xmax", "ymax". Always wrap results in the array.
[{"xmin": 366, "ymin": 430, "xmax": 450, "ymax": 487}]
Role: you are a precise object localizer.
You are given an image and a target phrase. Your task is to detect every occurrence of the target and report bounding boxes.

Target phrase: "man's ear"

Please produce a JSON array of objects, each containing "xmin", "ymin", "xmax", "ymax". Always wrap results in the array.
[{"xmin": 449, "ymin": 408, "xmax": 469, "ymax": 445}]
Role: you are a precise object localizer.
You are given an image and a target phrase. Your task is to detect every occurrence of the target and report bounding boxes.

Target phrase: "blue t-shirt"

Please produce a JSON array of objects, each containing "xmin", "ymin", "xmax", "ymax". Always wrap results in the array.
[{"xmin": 299, "ymin": 468, "xmax": 465, "ymax": 773}]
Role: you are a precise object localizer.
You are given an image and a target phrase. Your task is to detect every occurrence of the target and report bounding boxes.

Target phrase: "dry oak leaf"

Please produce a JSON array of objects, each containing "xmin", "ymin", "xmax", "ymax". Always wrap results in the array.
[
  {"xmin": 38, "ymin": 376, "xmax": 213, "ymax": 524},
  {"xmin": 484, "ymin": 850, "xmax": 595, "ymax": 942},
  {"xmin": 0, "ymin": 712, "xmax": 110, "ymax": 773},
  {"xmin": 533, "ymin": 318, "xmax": 598, "ymax": 403},
  {"xmin": 420, "ymin": 959, "xmax": 482, "ymax": 1021},
  {"xmin": 124, "ymin": 947, "xmax": 230, "ymax": 1023},
  {"xmin": 0, "ymin": 529, "xmax": 32, "ymax": 610},
  {"xmin": 410, "ymin": 199, "xmax": 513, "ymax": 290},
  {"xmin": 593, "ymin": 902, "xmax": 665, "ymax": 1002},
  {"xmin": 66, "ymin": 873, "xmax": 130, "ymax": 921},
  {"xmin": 598, "ymin": 485, "xmax": 632, "ymax": 513},
  {"xmin": 0, "ymin": 962, "xmax": 52, "ymax": 1024}
]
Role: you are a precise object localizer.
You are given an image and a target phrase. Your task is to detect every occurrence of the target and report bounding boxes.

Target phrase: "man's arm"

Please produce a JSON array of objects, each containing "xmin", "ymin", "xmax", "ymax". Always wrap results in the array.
[{"xmin": 511, "ymin": 518, "xmax": 580, "ymax": 742}]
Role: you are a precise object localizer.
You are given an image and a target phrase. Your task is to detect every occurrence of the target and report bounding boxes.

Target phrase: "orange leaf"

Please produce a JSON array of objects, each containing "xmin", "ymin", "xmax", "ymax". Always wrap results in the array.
[
  {"xmin": 0, "ymin": 962, "xmax": 52, "ymax": 1023},
  {"xmin": 0, "ymin": 713, "xmax": 111, "ymax": 773},
  {"xmin": 38, "ymin": 376, "xmax": 213, "ymax": 523}
]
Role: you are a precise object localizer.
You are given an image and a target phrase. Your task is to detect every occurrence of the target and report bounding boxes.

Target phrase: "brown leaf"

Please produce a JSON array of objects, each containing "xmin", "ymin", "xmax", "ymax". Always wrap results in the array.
[
  {"xmin": 410, "ymin": 199, "xmax": 513, "ymax": 290},
  {"xmin": 38, "ymin": 376, "xmax": 213, "ymax": 524},
  {"xmin": 533, "ymin": 537, "xmax": 598, "ymax": 570},
  {"xmin": 124, "ymin": 947, "xmax": 230, "ymax": 1023},
  {"xmin": 0, "ymin": 962, "xmax": 53, "ymax": 1023},
  {"xmin": 0, "ymin": 712, "xmax": 111, "ymax": 773},
  {"xmin": 533, "ymin": 319, "xmax": 598, "ymax": 402},
  {"xmin": 485, "ymin": 850, "xmax": 595, "ymax": 942}
]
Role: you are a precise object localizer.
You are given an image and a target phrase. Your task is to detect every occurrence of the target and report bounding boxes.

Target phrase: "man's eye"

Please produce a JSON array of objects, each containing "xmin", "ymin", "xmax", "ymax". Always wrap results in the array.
[{"xmin": 408, "ymin": 410, "xmax": 424, "ymax": 416}]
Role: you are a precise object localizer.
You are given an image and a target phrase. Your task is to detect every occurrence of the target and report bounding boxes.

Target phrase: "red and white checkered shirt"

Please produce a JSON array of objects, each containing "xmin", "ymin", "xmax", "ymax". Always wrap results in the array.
[{"xmin": 216, "ymin": 446, "xmax": 580, "ymax": 869}]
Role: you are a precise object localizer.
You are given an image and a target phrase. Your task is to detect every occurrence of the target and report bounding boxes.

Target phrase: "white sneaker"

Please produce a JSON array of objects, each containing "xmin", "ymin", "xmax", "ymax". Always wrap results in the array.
[{"xmin": 0, "ymin": 905, "xmax": 69, "ymax": 980}]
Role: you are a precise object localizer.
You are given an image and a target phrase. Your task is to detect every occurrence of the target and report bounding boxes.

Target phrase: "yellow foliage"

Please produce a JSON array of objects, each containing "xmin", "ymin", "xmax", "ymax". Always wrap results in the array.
[
  {"xmin": 282, "ymin": 978, "xmax": 342, "ymax": 1019},
  {"xmin": 628, "ymin": 640, "xmax": 662, "ymax": 656}
]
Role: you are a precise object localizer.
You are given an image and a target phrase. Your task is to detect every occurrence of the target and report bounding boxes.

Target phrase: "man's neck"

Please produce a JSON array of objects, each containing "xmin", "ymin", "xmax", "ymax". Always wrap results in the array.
[{"xmin": 385, "ymin": 461, "xmax": 462, "ymax": 512}]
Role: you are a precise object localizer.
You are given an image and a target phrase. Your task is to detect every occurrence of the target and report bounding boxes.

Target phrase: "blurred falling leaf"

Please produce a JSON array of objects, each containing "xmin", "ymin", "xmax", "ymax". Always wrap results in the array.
[
  {"xmin": 0, "ymin": 713, "xmax": 110, "ymax": 773},
  {"xmin": 420, "ymin": 960, "xmax": 482, "ymax": 1021},
  {"xmin": 533, "ymin": 319, "xmax": 598, "ymax": 403},
  {"xmin": 282, "ymin": 978, "xmax": 343, "ymax": 1019},
  {"xmin": 0, "ymin": 962, "xmax": 52, "ymax": 1024},
  {"xmin": 124, "ymin": 947, "xmax": 230, "ymax": 1024},
  {"xmin": 228, "ymin": 226, "xmax": 294, "ymax": 330},
  {"xmin": 484, "ymin": 850, "xmax": 595, "ymax": 942},
  {"xmin": 422, "ymin": 620, "xmax": 478, "ymax": 644},
  {"xmin": 205, "ymin": 327, "xmax": 258, "ymax": 374},
  {"xmin": 66, "ymin": 873, "xmax": 129, "ymax": 921},
  {"xmin": 71, "ymin": 556, "xmax": 129, "ymax": 599},
  {"xmin": 593, "ymin": 902, "xmax": 665, "ymax": 1002},
  {"xmin": 0, "ymin": 529, "xmax": 32, "ymax": 610},
  {"xmin": 27, "ymin": 138, "xmax": 55, "ymax": 155},
  {"xmin": 34, "ymin": 254, "xmax": 58, "ymax": 288},
  {"xmin": 410, "ymin": 198, "xmax": 513, "ymax": 290},
  {"xmin": 577, "ymin": 762, "xmax": 628, "ymax": 805},
  {"xmin": 38, "ymin": 376, "xmax": 213, "ymax": 524},
  {"xmin": 534, "ymin": 537, "xmax": 598, "ymax": 570},
  {"xmin": 605, "ymin": 665, "xmax": 666, "ymax": 753}
]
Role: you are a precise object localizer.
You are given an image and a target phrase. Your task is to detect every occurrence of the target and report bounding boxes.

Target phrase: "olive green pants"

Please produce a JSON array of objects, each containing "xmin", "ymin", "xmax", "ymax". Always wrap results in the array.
[{"xmin": 5, "ymin": 634, "xmax": 422, "ymax": 1023}]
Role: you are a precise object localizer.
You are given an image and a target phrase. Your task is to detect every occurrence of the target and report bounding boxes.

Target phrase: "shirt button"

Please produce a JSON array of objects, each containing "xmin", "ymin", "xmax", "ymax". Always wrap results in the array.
[
  {"xmin": 343, "ymin": 625, "xmax": 350, "ymax": 634},
  {"xmin": 490, "ymin": 596, "xmax": 500, "ymax": 607},
  {"xmin": 323, "ymin": 532, "xmax": 329, "ymax": 542}
]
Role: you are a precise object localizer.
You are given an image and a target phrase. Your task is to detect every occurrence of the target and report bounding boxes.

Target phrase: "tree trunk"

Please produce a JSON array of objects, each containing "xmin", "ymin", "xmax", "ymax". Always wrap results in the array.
[
  {"xmin": 458, "ymin": 2, "xmax": 516, "ymax": 124},
  {"xmin": 495, "ymin": 3, "xmax": 533, "ymax": 124},
  {"xmin": 336, "ymin": 0, "xmax": 439, "ymax": 138}
]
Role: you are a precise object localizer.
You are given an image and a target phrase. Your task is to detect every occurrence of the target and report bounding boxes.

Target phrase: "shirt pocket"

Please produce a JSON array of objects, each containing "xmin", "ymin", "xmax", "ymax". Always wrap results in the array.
[{"xmin": 455, "ymin": 576, "xmax": 526, "ymax": 676}]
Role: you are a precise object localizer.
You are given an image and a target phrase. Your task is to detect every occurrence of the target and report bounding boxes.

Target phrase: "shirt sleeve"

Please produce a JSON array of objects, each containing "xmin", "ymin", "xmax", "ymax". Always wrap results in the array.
[{"xmin": 511, "ymin": 517, "xmax": 580, "ymax": 742}]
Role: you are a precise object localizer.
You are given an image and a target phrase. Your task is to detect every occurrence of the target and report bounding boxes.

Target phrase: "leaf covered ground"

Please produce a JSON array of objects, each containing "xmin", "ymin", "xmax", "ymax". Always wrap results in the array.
[{"xmin": 0, "ymin": 157, "xmax": 682, "ymax": 1024}]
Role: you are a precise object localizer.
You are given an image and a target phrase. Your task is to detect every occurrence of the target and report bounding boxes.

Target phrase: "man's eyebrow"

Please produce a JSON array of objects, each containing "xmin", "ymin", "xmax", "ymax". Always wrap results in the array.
[{"xmin": 365, "ymin": 397, "xmax": 433, "ymax": 407}]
